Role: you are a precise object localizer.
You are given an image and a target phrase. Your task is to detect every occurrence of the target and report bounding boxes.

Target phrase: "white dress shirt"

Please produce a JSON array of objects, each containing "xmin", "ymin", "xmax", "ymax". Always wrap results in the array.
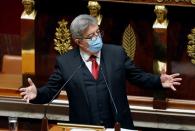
[{"xmin": 80, "ymin": 49, "xmax": 101, "ymax": 74}]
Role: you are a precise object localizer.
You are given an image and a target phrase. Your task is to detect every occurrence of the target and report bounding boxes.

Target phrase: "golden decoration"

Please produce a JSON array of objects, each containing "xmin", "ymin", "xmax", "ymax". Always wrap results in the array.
[
  {"xmin": 153, "ymin": 5, "xmax": 169, "ymax": 29},
  {"xmin": 156, "ymin": 0, "xmax": 164, "ymax": 2},
  {"xmin": 122, "ymin": 24, "xmax": 136, "ymax": 60},
  {"xmin": 191, "ymin": 0, "xmax": 195, "ymax": 4},
  {"xmin": 87, "ymin": 1, "xmax": 102, "ymax": 25},
  {"xmin": 187, "ymin": 27, "xmax": 195, "ymax": 64},
  {"xmin": 54, "ymin": 19, "xmax": 73, "ymax": 55},
  {"xmin": 156, "ymin": 0, "xmax": 195, "ymax": 4},
  {"xmin": 21, "ymin": 0, "xmax": 36, "ymax": 19},
  {"xmin": 22, "ymin": 0, "xmax": 35, "ymax": 15}
]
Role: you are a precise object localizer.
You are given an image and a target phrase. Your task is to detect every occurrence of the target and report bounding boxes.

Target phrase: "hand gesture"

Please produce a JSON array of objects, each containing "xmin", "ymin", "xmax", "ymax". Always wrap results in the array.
[
  {"xmin": 19, "ymin": 78, "xmax": 37, "ymax": 103},
  {"xmin": 160, "ymin": 72, "xmax": 182, "ymax": 91}
]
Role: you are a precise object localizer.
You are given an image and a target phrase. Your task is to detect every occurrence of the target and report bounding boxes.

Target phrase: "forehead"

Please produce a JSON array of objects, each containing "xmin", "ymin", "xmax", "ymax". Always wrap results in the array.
[{"xmin": 82, "ymin": 24, "xmax": 99, "ymax": 36}]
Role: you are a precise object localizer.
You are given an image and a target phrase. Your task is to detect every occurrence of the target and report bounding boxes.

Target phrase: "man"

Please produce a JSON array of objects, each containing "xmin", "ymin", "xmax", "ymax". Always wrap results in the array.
[{"xmin": 19, "ymin": 14, "xmax": 181, "ymax": 129}]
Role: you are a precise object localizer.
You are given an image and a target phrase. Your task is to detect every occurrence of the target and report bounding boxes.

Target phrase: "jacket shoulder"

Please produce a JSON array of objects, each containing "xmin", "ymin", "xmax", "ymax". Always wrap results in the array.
[
  {"xmin": 56, "ymin": 48, "xmax": 79, "ymax": 61},
  {"xmin": 103, "ymin": 44, "xmax": 124, "ymax": 52}
]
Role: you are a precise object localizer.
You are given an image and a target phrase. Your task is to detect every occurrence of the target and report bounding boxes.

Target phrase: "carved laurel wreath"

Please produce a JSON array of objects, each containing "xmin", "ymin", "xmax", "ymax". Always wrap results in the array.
[
  {"xmin": 187, "ymin": 27, "xmax": 195, "ymax": 65},
  {"xmin": 122, "ymin": 24, "xmax": 136, "ymax": 60},
  {"xmin": 54, "ymin": 19, "xmax": 73, "ymax": 55}
]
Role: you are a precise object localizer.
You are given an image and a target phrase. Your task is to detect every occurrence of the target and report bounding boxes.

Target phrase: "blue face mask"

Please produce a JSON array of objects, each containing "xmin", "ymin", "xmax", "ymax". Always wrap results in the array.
[{"xmin": 87, "ymin": 36, "xmax": 103, "ymax": 53}]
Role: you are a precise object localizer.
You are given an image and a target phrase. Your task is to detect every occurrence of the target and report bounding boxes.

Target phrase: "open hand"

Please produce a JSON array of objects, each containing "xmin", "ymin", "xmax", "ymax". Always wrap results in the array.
[
  {"xmin": 160, "ymin": 73, "xmax": 182, "ymax": 91},
  {"xmin": 19, "ymin": 78, "xmax": 37, "ymax": 103}
]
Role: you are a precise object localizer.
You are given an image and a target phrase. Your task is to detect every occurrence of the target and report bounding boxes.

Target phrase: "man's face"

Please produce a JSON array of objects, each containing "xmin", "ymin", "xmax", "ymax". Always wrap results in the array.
[{"xmin": 76, "ymin": 24, "xmax": 100, "ymax": 54}]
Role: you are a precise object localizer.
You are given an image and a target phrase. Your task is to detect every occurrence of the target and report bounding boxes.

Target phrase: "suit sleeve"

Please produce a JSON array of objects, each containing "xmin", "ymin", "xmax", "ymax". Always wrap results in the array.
[
  {"xmin": 122, "ymin": 48, "xmax": 163, "ymax": 89},
  {"xmin": 31, "ymin": 58, "xmax": 64, "ymax": 104}
]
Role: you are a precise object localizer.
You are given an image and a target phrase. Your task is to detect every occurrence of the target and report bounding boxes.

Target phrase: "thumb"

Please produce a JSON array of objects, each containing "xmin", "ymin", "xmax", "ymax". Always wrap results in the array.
[{"xmin": 28, "ymin": 78, "xmax": 34, "ymax": 86}]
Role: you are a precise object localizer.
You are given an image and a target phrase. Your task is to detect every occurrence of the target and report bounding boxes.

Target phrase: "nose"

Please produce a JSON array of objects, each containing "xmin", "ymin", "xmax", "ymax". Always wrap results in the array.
[{"xmin": 91, "ymin": 35, "xmax": 99, "ymax": 41}]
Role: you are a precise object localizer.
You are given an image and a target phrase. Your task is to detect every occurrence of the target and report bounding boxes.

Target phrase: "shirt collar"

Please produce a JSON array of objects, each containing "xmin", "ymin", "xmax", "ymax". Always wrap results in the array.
[{"xmin": 80, "ymin": 49, "xmax": 101, "ymax": 62}]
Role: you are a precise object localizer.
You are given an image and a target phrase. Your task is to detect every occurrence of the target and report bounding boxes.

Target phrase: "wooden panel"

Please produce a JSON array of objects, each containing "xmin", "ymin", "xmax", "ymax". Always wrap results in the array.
[
  {"xmin": 0, "ymin": 34, "xmax": 21, "ymax": 72},
  {"xmin": 0, "ymin": 0, "xmax": 22, "ymax": 82},
  {"xmin": 0, "ymin": 0, "xmax": 23, "ymax": 34},
  {"xmin": 98, "ymin": 0, "xmax": 195, "ymax": 7},
  {"xmin": 0, "ymin": 74, "xmax": 22, "ymax": 89}
]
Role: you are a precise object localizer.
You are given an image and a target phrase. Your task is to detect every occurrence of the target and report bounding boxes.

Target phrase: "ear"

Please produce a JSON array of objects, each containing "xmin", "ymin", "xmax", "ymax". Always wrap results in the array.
[
  {"xmin": 74, "ymin": 39, "xmax": 80, "ymax": 45},
  {"xmin": 75, "ymin": 39, "xmax": 85, "ymax": 48}
]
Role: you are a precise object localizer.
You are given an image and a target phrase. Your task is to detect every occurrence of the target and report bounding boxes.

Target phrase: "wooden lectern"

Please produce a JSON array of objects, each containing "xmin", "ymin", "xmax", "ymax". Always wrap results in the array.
[
  {"xmin": 50, "ymin": 123, "xmax": 105, "ymax": 131},
  {"xmin": 49, "ymin": 123, "xmax": 139, "ymax": 131}
]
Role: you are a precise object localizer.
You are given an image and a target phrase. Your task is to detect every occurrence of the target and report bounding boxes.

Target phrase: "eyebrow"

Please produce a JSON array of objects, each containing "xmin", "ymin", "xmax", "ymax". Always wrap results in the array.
[{"xmin": 86, "ymin": 28, "xmax": 100, "ymax": 38}]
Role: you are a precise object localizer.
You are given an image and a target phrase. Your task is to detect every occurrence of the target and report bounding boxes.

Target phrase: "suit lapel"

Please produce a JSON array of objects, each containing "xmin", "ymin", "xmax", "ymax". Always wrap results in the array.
[
  {"xmin": 70, "ymin": 49, "xmax": 90, "ymax": 106},
  {"xmin": 101, "ymin": 46, "xmax": 113, "ymax": 93}
]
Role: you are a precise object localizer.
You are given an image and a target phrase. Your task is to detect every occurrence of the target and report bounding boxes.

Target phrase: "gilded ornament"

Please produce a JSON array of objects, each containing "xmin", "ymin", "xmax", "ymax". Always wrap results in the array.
[
  {"xmin": 156, "ymin": 0, "xmax": 164, "ymax": 2},
  {"xmin": 153, "ymin": 5, "xmax": 169, "ymax": 29},
  {"xmin": 187, "ymin": 27, "xmax": 195, "ymax": 64},
  {"xmin": 54, "ymin": 19, "xmax": 73, "ymax": 55},
  {"xmin": 21, "ymin": 0, "xmax": 36, "ymax": 19},
  {"xmin": 192, "ymin": 0, "xmax": 195, "ymax": 4},
  {"xmin": 156, "ymin": 0, "xmax": 194, "ymax": 3},
  {"xmin": 122, "ymin": 24, "xmax": 136, "ymax": 60},
  {"xmin": 87, "ymin": 1, "xmax": 102, "ymax": 25}
]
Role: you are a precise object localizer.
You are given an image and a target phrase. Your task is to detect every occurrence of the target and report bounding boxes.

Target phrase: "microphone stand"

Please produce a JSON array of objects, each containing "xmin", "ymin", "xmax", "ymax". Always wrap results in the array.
[
  {"xmin": 40, "ymin": 64, "xmax": 83, "ymax": 131},
  {"xmin": 41, "ymin": 108, "xmax": 48, "ymax": 131},
  {"xmin": 114, "ymin": 122, "xmax": 121, "ymax": 131},
  {"xmin": 100, "ymin": 67, "xmax": 121, "ymax": 131},
  {"xmin": 41, "ymin": 93, "xmax": 59, "ymax": 131}
]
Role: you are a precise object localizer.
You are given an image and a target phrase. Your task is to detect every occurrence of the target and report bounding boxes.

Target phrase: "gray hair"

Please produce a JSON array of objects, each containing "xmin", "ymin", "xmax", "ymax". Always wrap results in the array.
[{"xmin": 70, "ymin": 14, "xmax": 98, "ymax": 39}]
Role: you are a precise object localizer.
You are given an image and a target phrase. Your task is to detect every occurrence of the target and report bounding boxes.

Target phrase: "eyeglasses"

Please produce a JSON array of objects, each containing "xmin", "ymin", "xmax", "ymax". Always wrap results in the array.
[{"xmin": 81, "ymin": 29, "xmax": 104, "ymax": 41}]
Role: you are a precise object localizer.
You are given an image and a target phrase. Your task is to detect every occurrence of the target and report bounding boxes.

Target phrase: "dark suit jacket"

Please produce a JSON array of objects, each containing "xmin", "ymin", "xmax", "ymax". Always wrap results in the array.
[{"xmin": 32, "ymin": 44, "xmax": 162, "ymax": 129}]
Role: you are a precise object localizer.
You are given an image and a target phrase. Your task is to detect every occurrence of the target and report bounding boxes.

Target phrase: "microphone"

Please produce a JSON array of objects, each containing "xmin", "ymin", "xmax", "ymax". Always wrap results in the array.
[
  {"xmin": 41, "ymin": 63, "xmax": 83, "ymax": 131},
  {"xmin": 100, "ymin": 67, "xmax": 121, "ymax": 131}
]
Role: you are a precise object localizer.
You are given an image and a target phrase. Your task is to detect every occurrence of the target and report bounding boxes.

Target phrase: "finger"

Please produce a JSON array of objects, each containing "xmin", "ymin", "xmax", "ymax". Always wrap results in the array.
[
  {"xmin": 26, "ymin": 98, "xmax": 29, "ymax": 103},
  {"xmin": 173, "ymin": 82, "xmax": 181, "ymax": 85},
  {"xmin": 173, "ymin": 78, "xmax": 182, "ymax": 81},
  {"xmin": 170, "ymin": 86, "xmax": 176, "ymax": 91},
  {"xmin": 28, "ymin": 78, "xmax": 34, "ymax": 86},
  {"xmin": 23, "ymin": 95, "xmax": 30, "ymax": 103},
  {"xmin": 20, "ymin": 92, "xmax": 27, "ymax": 96},
  {"xmin": 23, "ymin": 95, "xmax": 28, "ymax": 101},
  {"xmin": 171, "ymin": 73, "xmax": 180, "ymax": 78},
  {"xmin": 19, "ymin": 88, "xmax": 26, "ymax": 92}
]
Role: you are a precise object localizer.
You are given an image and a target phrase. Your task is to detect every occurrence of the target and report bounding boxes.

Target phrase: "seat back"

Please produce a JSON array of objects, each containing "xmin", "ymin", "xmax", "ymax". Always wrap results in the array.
[{"xmin": 2, "ymin": 54, "xmax": 22, "ymax": 74}]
